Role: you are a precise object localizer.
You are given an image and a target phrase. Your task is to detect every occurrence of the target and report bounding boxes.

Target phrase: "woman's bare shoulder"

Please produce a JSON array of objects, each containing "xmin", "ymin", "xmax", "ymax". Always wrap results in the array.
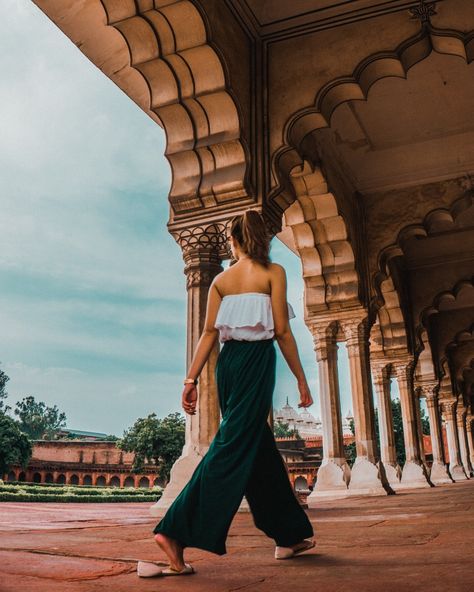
[{"xmin": 268, "ymin": 261, "xmax": 286, "ymax": 277}]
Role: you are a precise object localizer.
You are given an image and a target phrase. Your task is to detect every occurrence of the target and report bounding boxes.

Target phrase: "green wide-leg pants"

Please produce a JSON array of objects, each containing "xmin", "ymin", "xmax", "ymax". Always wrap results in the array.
[{"xmin": 152, "ymin": 338, "xmax": 314, "ymax": 555}]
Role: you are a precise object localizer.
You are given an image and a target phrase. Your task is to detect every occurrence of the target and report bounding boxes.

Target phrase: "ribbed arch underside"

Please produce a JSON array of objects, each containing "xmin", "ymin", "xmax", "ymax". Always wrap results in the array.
[{"xmin": 34, "ymin": 0, "xmax": 247, "ymax": 212}]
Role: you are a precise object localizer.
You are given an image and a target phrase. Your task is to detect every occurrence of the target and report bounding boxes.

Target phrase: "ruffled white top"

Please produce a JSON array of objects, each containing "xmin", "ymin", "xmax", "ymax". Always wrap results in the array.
[{"xmin": 215, "ymin": 292, "xmax": 296, "ymax": 343}]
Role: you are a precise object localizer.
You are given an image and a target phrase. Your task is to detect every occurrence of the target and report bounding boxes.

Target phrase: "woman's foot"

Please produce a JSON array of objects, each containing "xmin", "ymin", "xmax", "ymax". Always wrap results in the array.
[
  {"xmin": 275, "ymin": 538, "xmax": 315, "ymax": 560},
  {"xmin": 154, "ymin": 533, "xmax": 186, "ymax": 571}
]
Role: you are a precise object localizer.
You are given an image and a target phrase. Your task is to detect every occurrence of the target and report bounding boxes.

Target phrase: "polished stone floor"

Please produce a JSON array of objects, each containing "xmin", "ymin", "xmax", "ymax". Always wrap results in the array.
[{"xmin": 1, "ymin": 480, "xmax": 473, "ymax": 592}]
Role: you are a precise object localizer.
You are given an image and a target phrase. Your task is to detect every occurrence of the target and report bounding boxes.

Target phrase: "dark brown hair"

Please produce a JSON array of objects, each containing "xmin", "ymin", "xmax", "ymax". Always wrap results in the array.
[{"xmin": 230, "ymin": 209, "xmax": 271, "ymax": 267}]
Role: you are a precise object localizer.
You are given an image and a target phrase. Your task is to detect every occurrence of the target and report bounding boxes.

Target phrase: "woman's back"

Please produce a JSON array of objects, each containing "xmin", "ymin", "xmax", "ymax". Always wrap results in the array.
[
  {"xmin": 214, "ymin": 260, "xmax": 295, "ymax": 343},
  {"xmin": 214, "ymin": 258, "xmax": 273, "ymax": 298}
]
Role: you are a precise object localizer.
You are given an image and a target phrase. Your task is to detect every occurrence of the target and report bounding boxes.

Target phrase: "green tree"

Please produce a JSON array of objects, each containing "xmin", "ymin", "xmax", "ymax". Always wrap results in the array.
[
  {"xmin": 391, "ymin": 398, "xmax": 406, "ymax": 466},
  {"xmin": 345, "ymin": 418, "xmax": 357, "ymax": 466},
  {"xmin": 345, "ymin": 399, "xmax": 407, "ymax": 467},
  {"xmin": 273, "ymin": 420, "xmax": 300, "ymax": 439},
  {"xmin": 420, "ymin": 407, "xmax": 430, "ymax": 435},
  {"xmin": 117, "ymin": 412, "xmax": 185, "ymax": 483},
  {"xmin": 0, "ymin": 364, "xmax": 11, "ymax": 416},
  {"xmin": 14, "ymin": 396, "xmax": 67, "ymax": 440},
  {"xmin": 0, "ymin": 414, "xmax": 32, "ymax": 475}
]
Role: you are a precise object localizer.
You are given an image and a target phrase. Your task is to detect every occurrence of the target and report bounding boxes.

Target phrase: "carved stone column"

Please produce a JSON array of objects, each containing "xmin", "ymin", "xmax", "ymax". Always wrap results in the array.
[
  {"xmin": 413, "ymin": 388, "xmax": 428, "ymax": 468},
  {"xmin": 342, "ymin": 316, "xmax": 388, "ymax": 495},
  {"xmin": 466, "ymin": 413, "xmax": 474, "ymax": 470},
  {"xmin": 307, "ymin": 321, "xmax": 350, "ymax": 503},
  {"xmin": 151, "ymin": 223, "xmax": 225, "ymax": 514},
  {"xmin": 393, "ymin": 360, "xmax": 431, "ymax": 488},
  {"xmin": 440, "ymin": 400, "xmax": 468, "ymax": 481},
  {"xmin": 372, "ymin": 363, "xmax": 401, "ymax": 488},
  {"xmin": 456, "ymin": 404, "xmax": 473, "ymax": 478},
  {"xmin": 420, "ymin": 385, "xmax": 452, "ymax": 484}
]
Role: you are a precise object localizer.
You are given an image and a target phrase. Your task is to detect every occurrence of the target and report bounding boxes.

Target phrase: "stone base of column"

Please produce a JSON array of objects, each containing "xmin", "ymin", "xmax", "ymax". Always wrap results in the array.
[
  {"xmin": 150, "ymin": 447, "xmax": 205, "ymax": 516},
  {"xmin": 429, "ymin": 461, "xmax": 454, "ymax": 485},
  {"xmin": 347, "ymin": 459, "xmax": 389, "ymax": 496},
  {"xmin": 397, "ymin": 461, "xmax": 432, "ymax": 489},
  {"xmin": 382, "ymin": 462, "xmax": 402, "ymax": 489},
  {"xmin": 450, "ymin": 463, "xmax": 468, "ymax": 481},
  {"xmin": 307, "ymin": 460, "xmax": 350, "ymax": 505}
]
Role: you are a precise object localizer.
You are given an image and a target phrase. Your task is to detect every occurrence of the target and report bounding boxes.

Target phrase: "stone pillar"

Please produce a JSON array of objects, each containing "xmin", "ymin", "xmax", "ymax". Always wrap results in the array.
[
  {"xmin": 307, "ymin": 322, "xmax": 350, "ymax": 503},
  {"xmin": 393, "ymin": 360, "xmax": 431, "ymax": 488},
  {"xmin": 342, "ymin": 316, "xmax": 388, "ymax": 495},
  {"xmin": 413, "ymin": 389, "xmax": 427, "ymax": 468},
  {"xmin": 151, "ymin": 226, "xmax": 225, "ymax": 515},
  {"xmin": 421, "ymin": 385, "xmax": 453, "ymax": 484},
  {"xmin": 441, "ymin": 400, "xmax": 468, "ymax": 481},
  {"xmin": 456, "ymin": 404, "xmax": 473, "ymax": 478},
  {"xmin": 466, "ymin": 414, "xmax": 474, "ymax": 470},
  {"xmin": 372, "ymin": 364, "xmax": 401, "ymax": 488}
]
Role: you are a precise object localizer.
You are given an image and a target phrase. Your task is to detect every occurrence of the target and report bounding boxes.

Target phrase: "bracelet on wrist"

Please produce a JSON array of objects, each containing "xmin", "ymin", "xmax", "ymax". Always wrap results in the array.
[{"xmin": 184, "ymin": 378, "xmax": 198, "ymax": 385}]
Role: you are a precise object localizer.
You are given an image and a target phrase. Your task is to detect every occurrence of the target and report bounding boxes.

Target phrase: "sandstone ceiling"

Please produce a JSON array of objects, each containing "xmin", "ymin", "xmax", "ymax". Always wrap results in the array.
[
  {"xmin": 230, "ymin": 0, "xmax": 424, "ymax": 37},
  {"xmin": 316, "ymin": 52, "xmax": 474, "ymax": 193}
]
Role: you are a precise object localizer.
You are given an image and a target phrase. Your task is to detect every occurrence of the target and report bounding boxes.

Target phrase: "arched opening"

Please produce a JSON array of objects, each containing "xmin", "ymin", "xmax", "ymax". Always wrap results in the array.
[
  {"xmin": 56, "ymin": 474, "xmax": 66, "ymax": 484},
  {"xmin": 7, "ymin": 471, "xmax": 16, "ymax": 482},
  {"xmin": 83, "ymin": 475, "xmax": 93, "ymax": 486},
  {"xmin": 138, "ymin": 476, "xmax": 150, "ymax": 489},
  {"xmin": 33, "ymin": 472, "xmax": 42, "ymax": 483},
  {"xmin": 109, "ymin": 476, "xmax": 120, "ymax": 488},
  {"xmin": 124, "ymin": 476, "xmax": 135, "ymax": 488},
  {"xmin": 153, "ymin": 476, "xmax": 165, "ymax": 487},
  {"xmin": 96, "ymin": 475, "xmax": 106, "ymax": 487},
  {"xmin": 70, "ymin": 474, "xmax": 79, "ymax": 485},
  {"xmin": 18, "ymin": 472, "xmax": 26, "ymax": 482},
  {"xmin": 45, "ymin": 473, "xmax": 54, "ymax": 483},
  {"xmin": 294, "ymin": 476, "xmax": 309, "ymax": 491}
]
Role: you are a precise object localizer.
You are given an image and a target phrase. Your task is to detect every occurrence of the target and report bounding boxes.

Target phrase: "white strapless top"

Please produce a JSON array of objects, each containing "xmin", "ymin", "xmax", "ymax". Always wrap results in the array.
[{"xmin": 215, "ymin": 292, "xmax": 296, "ymax": 343}]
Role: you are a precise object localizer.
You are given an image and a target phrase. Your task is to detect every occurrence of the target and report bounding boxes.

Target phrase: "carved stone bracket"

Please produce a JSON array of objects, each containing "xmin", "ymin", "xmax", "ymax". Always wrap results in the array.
[{"xmin": 409, "ymin": 1, "xmax": 437, "ymax": 24}]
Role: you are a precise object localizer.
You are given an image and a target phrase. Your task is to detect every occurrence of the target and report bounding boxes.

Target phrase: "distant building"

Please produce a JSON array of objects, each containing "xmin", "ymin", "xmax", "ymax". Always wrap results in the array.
[
  {"xmin": 274, "ymin": 397, "xmax": 354, "ymax": 438},
  {"xmin": 273, "ymin": 398, "xmax": 355, "ymax": 503},
  {"xmin": 4, "ymin": 439, "xmax": 163, "ymax": 488},
  {"xmin": 54, "ymin": 428, "xmax": 110, "ymax": 441}
]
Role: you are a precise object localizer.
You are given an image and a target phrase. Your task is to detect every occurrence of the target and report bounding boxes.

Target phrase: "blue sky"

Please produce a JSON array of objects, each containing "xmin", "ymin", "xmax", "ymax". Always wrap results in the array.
[{"xmin": 0, "ymin": 1, "xmax": 361, "ymax": 437}]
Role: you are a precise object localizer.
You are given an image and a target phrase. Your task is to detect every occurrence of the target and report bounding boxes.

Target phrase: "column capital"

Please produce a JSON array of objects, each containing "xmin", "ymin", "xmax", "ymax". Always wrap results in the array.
[
  {"xmin": 371, "ymin": 361, "xmax": 391, "ymax": 388},
  {"xmin": 340, "ymin": 315, "xmax": 370, "ymax": 350},
  {"xmin": 170, "ymin": 220, "xmax": 230, "ymax": 257},
  {"xmin": 440, "ymin": 399, "xmax": 456, "ymax": 417},
  {"xmin": 416, "ymin": 381, "xmax": 438, "ymax": 401},
  {"xmin": 391, "ymin": 357, "xmax": 415, "ymax": 381},
  {"xmin": 456, "ymin": 405, "xmax": 467, "ymax": 424},
  {"xmin": 170, "ymin": 222, "xmax": 228, "ymax": 290},
  {"xmin": 307, "ymin": 321, "xmax": 338, "ymax": 361}
]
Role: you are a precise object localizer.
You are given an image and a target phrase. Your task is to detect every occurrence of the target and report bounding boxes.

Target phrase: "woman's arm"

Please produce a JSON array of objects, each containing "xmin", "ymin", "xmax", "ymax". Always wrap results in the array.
[
  {"xmin": 181, "ymin": 279, "xmax": 222, "ymax": 415},
  {"xmin": 270, "ymin": 264, "xmax": 313, "ymax": 409}
]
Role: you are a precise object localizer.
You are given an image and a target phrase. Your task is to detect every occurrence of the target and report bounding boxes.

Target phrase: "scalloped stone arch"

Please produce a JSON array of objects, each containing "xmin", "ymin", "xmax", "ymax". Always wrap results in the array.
[
  {"xmin": 281, "ymin": 160, "xmax": 359, "ymax": 311},
  {"xmin": 374, "ymin": 192, "xmax": 474, "ymax": 355},
  {"xmin": 34, "ymin": 0, "xmax": 247, "ymax": 211},
  {"xmin": 272, "ymin": 25, "xmax": 474, "ymax": 192},
  {"xmin": 422, "ymin": 278, "xmax": 474, "ymax": 326}
]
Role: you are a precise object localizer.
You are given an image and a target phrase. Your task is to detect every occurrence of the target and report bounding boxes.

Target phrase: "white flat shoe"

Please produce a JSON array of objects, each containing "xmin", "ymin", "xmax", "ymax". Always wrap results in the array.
[
  {"xmin": 137, "ymin": 560, "xmax": 195, "ymax": 577},
  {"xmin": 275, "ymin": 538, "xmax": 315, "ymax": 560}
]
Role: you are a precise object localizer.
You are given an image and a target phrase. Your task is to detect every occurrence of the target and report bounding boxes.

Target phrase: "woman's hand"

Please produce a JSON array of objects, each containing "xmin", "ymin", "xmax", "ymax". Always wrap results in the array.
[
  {"xmin": 297, "ymin": 378, "xmax": 313, "ymax": 408},
  {"xmin": 182, "ymin": 384, "xmax": 198, "ymax": 415}
]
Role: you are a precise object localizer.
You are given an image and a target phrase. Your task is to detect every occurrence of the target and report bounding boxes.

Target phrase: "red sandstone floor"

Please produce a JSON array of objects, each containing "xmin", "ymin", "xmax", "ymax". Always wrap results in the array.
[{"xmin": 1, "ymin": 480, "xmax": 474, "ymax": 592}]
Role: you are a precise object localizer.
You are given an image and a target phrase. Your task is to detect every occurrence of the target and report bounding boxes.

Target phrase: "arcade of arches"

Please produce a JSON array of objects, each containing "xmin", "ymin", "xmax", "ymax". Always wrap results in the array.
[
  {"xmin": 4, "ymin": 441, "xmax": 163, "ymax": 488},
  {"xmin": 31, "ymin": 0, "xmax": 474, "ymax": 511}
]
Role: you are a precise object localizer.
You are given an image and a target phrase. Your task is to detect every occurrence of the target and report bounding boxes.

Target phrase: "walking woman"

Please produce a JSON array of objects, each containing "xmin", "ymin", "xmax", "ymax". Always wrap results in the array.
[{"xmin": 137, "ymin": 210, "xmax": 315, "ymax": 577}]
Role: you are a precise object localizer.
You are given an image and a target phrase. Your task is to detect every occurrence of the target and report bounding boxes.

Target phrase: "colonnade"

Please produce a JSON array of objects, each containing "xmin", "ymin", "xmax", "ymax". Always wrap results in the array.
[
  {"xmin": 304, "ymin": 316, "xmax": 474, "ymax": 504},
  {"xmin": 4, "ymin": 468, "xmax": 159, "ymax": 488}
]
